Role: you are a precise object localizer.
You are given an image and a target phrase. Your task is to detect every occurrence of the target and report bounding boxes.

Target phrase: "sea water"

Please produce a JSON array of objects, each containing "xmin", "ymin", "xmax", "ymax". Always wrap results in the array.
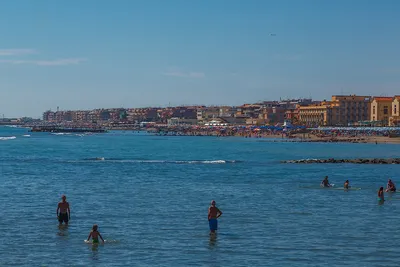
[{"xmin": 1, "ymin": 126, "xmax": 400, "ymax": 266}]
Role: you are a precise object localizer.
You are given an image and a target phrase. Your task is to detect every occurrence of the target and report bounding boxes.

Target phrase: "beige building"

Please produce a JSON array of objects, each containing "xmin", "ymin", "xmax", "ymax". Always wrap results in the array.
[
  {"xmin": 298, "ymin": 102, "xmax": 337, "ymax": 126},
  {"xmin": 370, "ymin": 97, "xmax": 392, "ymax": 126}
]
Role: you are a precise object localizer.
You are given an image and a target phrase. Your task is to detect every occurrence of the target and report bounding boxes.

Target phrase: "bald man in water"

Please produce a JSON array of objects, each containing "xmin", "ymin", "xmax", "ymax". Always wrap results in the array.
[{"xmin": 57, "ymin": 195, "xmax": 70, "ymax": 225}]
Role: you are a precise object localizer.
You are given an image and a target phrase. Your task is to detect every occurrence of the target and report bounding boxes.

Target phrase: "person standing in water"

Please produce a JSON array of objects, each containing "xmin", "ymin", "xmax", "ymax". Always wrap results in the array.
[
  {"xmin": 378, "ymin": 187, "xmax": 385, "ymax": 202},
  {"xmin": 321, "ymin": 176, "xmax": 331, "ymax": 187},
  {"xmin": 86, "ymin": 224, "xmax": 105, "ymax": 244},
  {"xmin": 57, "ymin": 195, "xmax": 70, "ymax": 225},
  {"xmin": 344, "ymin": 180, "xmax": 350, "ymax": 189},
  {"xmin": 386, "ymin": 179, "xmax": 396, "ymax": 192},
  {"xmin": 208, "ymin": 200, "xmax": 222, "ymax": 234}
]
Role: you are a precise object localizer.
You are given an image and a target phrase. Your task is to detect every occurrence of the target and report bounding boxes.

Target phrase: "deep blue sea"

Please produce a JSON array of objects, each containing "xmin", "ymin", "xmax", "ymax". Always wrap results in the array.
[{"xmin": 1, "ymin": 126, "xmax": 400, "ymax": 266}]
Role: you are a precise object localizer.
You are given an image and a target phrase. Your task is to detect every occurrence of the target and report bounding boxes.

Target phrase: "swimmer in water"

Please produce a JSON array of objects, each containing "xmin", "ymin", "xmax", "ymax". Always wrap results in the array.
[
  {"xmin": 86, "ymin": 224, "xmax": 104, "ymax": 244},
  {"xmin": 386, "ymin": 179, "xmax": 396, "ymax": 192},
  {"xmin": 378, "ymin": 187, "xmax": 385, "ymax": 202},
  {"xmin": 57, "ymin": 195, "xmax": 70, "ymax": 225},
  {"xmin": 208, "ymin": 200, "xmax": 222, "ymax": 234},
  {"xmin": 321, "ymin": 176, "xmax": 331, "ymax": 187},
  {"xmin": 344, "ymin": 180, "xmax": 350, "ymax": 189}
]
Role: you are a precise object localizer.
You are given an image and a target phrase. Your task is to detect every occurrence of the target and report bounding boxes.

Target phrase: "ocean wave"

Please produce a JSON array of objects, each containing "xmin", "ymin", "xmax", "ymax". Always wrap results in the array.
[
  {"xmin": 22, "ymin": 135, "xmax": 31, "ymax": 137},
  {"xmin": 80, "ymin": 158, "xmax": 239, "ymax": 164},
  {"xmin": 0, "ymin": 136, "xmax": 16, "ymax": 140},
  {"xmin": 51, "ymin": 133, "xmax": 72, "ymax": 135}
]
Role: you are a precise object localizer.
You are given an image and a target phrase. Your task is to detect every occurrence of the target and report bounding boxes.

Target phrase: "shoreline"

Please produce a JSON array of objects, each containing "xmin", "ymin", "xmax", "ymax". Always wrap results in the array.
[{"xmin": 290, "ymin": 133, "xmax": 400, "ymax": 144}]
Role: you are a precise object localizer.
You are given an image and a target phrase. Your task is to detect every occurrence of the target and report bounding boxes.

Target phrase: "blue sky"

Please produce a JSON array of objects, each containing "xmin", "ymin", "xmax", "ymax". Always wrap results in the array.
[{"xmin": 0, "ymin": 0, "xmax": 399, "ymax": 117}]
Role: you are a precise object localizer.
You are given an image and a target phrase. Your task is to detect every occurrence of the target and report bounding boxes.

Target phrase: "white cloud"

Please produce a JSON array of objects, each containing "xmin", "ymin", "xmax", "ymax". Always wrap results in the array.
[
  {"xmin": 0, "ymin": 49, "xmax": 36, "ymax": 56},
  {"xmin": 188, "ymin": 72, "xmax": 205, "ymax": 78},
  {"xmin": 162, "ymin": 70, "xmax": 205, "ymax": 78},
  {"xmin": 0, "ymin": 58, "xmax": 87, "ymax": 66}
]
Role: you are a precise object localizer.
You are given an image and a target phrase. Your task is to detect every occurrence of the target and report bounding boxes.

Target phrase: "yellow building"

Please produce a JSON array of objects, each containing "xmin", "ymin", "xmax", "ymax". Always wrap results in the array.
[
  {"xmin": 298, "ymin": 102, "xmax": 337, "ymax": 126},
  {"xmin": 389, "ymin": 96, "xmax": 400, "ymax": 126},
  {"xmin": 370, "ymin": 97, "xmax": 392, "ymax": 125},
  {"xmin": 298, "ymin": 95, "xmax": 371, "ymax": 126}
]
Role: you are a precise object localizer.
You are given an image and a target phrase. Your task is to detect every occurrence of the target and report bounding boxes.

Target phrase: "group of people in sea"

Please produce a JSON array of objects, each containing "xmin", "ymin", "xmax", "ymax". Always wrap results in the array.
[
  {"xmin": 56, "ymin": 195, "xmax": 223, "ymax": 244},
  {"xmin": 57, "ymin": 195, "xmax": 105, "ymax": 243},
  {"xmin": 320, "ymin": 176, "xmax": 396, "ymax": 202}
]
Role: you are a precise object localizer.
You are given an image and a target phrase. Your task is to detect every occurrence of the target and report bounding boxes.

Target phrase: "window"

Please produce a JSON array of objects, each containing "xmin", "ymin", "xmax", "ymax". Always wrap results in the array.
[
  {"xmin": 373, "ymin": 106, "xmax": 376, "ymax": 115},
  {"xmin": 384, "ymin": 106, "xmax": 388, "ymax": 115},
  {"xmin": 395, "ymin": 105, "xmax": 397, "ymax": 114}
]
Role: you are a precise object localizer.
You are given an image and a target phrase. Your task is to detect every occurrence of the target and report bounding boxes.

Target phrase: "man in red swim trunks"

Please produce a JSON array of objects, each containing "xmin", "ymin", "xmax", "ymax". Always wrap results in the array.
[
  {"xmin": 57, "ymin": 195, "xmax": 70, "ymax": 225},
  {"xmin": 208, "ymin": 200, "xmax": 222, "ymax": 234}
]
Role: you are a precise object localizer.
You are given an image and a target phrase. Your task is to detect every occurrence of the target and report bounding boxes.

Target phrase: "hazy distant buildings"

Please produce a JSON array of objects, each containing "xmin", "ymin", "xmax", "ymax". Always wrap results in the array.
[{"xmin": 40, "ymin": 95, "xmax": 400, "ymax": 127}]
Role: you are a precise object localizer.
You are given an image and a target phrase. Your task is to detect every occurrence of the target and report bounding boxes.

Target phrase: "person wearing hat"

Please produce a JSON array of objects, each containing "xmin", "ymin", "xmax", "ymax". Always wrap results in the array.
[
  {"xmin": 208, "ymin": 200, "xmax": 222, "ymax": 234},
  {"xmin": 57, "ymin": 195, "xmax": 70, "ymax": 225}
]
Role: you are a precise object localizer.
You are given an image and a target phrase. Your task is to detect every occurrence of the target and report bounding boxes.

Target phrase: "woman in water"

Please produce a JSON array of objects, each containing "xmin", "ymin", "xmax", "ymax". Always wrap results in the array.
[
  {"xmin": 378, "ymin": 187, "xmax": 385, "ymax": 202},
  {"xmin": 86, "ymin": 224, "xmax": 105, "ymax": 244}
]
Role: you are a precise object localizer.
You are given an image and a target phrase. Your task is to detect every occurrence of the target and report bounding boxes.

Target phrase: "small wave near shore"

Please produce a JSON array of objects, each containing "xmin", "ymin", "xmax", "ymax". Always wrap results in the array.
[{"xmin": 0, "ymin": 136, "xmax": 16, "ymax": 140}]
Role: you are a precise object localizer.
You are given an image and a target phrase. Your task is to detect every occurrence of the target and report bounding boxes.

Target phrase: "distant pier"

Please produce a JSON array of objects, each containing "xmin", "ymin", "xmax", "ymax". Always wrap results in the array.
[{"xmin": 30, "ymin": 126, "xmax": 107, "ymax": 133}]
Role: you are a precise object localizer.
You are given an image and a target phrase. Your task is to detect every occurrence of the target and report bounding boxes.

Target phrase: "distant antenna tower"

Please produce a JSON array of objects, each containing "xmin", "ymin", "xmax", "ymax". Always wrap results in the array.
[{"xmin": 57, "ymin": 106, "xmax": 59, "ymax": 112}]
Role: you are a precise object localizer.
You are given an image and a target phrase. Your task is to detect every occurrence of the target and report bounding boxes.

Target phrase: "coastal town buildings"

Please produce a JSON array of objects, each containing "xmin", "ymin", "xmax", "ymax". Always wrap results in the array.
[{"xmin": 40, "ymin": 95, "xmax": 400, "ymax": 127}]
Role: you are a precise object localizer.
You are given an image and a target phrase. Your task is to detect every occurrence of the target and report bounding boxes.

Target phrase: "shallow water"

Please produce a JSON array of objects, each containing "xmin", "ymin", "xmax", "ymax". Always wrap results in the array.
[{"xmin": 1, "ymin": 126, "xmax": 400, "ymax": 266}]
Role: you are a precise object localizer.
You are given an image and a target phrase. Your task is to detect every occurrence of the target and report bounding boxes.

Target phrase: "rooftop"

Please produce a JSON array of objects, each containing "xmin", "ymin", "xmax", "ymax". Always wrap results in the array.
[{"xmin": 373, "ymin": 97, "xmax": 393, "ymax": 101}]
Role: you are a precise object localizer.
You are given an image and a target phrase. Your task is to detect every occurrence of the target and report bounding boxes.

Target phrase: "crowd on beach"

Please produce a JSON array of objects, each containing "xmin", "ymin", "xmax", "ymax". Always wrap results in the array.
[
  {"xmin": 151, "ymin": 125, "xmax": 305, "ymax": 138},
  {"xmin": 149, "ymin": 125, "xmax": 400, "ymax": 143},
  {"xmin": 57, "ymin": 195, "xmax": 223, "ymax": 245},
  {"xmin": 310, "ymin": 127, "xmax": 400, "ymax": 138}
]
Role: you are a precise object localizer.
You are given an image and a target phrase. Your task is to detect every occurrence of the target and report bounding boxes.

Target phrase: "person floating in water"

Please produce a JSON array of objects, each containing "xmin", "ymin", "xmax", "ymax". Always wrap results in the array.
[
  {"xmin": 344, "ymin": 180, "xmax": 350, "ymax": 189},
  {"xmin": 208, "ymin": 200, "xmax": 222, "ymax": 234},
  {"xmin": 86, "ymin": 224, "xmax": 105, "ymax": 244},
  {"xmin": 321, "ymin": 176, "xmax": 331, "ymax": 187},
  {"xmin": 57, "ymin": 195, "xmax": 70, "ymax": 225},
  {"xmin": 386, "ymin": 179, "xmax": 396, "ymax": 192},
  {"xmin": 378, "ymin": 187, "xmax": 385, "ymax": 202}
]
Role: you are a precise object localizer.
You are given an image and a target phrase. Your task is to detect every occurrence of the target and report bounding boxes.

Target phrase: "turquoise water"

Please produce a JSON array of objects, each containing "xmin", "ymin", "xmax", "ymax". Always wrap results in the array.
[{"xmin": 1, "ymin": 126, "xmax": 400, "ymax": 266}]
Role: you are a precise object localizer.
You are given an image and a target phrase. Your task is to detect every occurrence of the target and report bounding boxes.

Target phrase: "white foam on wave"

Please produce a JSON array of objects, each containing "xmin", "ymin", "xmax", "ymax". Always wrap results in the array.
[
  {"xmin": 22, "ymin": 134, "xmax": 31, "ymax": 137},
  {"xmin": 51, "ymin": 133, "xmax": 72, "ymax": 135},
  {"xmin": 188, "ymin": 160, "xmax": 227, "ymax": 164},
  {"xmin": 0, "ymin": 136, "xmax": 16, "ymax": 140},
  {"xmin": 82, "ymin": 158, "xmax": 234, "ymax": 164}
]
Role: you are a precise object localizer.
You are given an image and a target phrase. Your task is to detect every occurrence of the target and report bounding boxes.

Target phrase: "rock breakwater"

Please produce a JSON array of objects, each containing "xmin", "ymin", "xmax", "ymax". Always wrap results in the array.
[{"xmin": 281, "ymin": 158, "xmax": 400, "ymax": 164}]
